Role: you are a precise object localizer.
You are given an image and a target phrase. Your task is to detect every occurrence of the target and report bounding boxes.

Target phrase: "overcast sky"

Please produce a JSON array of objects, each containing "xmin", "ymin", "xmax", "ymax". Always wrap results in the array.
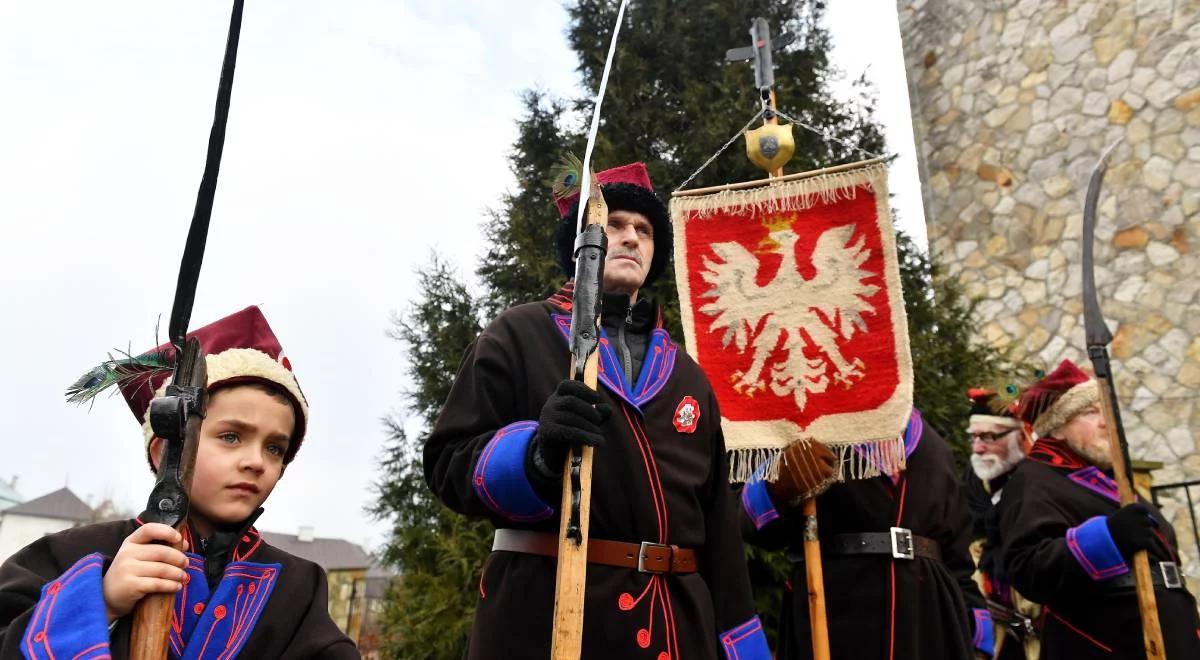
[{"xmin": 0, "ymin": 1, "xmax": 924, "ymax": 552}]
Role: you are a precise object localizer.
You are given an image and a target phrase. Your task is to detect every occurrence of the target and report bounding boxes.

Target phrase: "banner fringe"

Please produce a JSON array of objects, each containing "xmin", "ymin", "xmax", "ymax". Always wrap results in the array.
[
  {"xmin": 670, "ymin": 163, "xmax": 885, "ymax": 220},
  {"xmin": 728, "ymin": 435, "xmax": 906, "ymax": 484}
]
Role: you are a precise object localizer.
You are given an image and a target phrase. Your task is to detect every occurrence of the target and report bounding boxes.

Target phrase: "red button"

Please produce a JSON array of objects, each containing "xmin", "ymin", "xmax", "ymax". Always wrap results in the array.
[
  {"xmin": 213, "ymin": 605, "xmax": 227, "ymax": 620},
  {"xmin": 194, "ymin": 603, "xmax": 205, "ymax": 615}
]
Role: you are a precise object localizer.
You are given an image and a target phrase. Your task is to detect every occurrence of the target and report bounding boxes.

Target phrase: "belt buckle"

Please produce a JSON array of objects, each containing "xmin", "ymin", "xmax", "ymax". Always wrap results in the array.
[
  {"xmin": 1160, "ymin": 561, "xmax": 1183, "ymax": 589},
  {"xmin": 638, "ymin": 541, "xmax": 670, "ymax": 574},
  {"xmin": 890, "ymin": 527, "xmax": 915, "ymax": 560}
]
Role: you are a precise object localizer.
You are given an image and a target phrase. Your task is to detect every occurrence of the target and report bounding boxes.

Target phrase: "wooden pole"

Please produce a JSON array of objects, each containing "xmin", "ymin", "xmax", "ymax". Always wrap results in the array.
[
  {"xmin": 129, "ymin": 535, "xmax": 187, "ymax": 660},
  {"xmin": 761, "ymin": 87, "xmax": 832, "ymax": 660},
  {"xmin": 1097, "ymin": 377, "xmax": 1165, "ymax": 659},
  {"xmin": 550, "ymin": 182, "xmax": 608, "ymax": 658}
]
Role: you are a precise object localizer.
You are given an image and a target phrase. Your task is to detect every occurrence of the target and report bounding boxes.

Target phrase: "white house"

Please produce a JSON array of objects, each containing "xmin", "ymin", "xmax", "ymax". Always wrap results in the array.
[{"xmin": 0, "ymin": 487, "xmax": 93, "ymax": 563}]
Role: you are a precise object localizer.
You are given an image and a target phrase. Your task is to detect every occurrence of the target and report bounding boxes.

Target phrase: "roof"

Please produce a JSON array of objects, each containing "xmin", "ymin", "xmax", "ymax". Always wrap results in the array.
[
  {"xmin": 261, "ymin": 530, "xmax": 371, "ymax": 571},
  {"xmin": 2, "ymin": 488, "xmax": 92, "ymax": 522}
]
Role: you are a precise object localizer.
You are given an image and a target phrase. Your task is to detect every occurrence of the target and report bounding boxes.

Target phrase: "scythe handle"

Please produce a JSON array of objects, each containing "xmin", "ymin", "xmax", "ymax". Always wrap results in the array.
[
  {"xmin": 551, "ymin": 182, "xmax": 608, "ymax": 658},
  {"xmin": 1095, "ymin": 374, "xmax": 1165, "ymax": 659}
]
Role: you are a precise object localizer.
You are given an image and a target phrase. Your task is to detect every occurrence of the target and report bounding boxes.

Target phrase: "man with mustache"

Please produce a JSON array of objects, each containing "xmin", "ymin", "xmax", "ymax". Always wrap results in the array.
[
  {"xmin": 997, "ymin": 360, "xmax": 1200, "ymax": 658},
  {"xmin": 424, "ymin": 163, "xmax": 768, "ymax": 659},
  {"xmin": 961, "ymin": 389, "xmax": 1037, "ymax": 659}
]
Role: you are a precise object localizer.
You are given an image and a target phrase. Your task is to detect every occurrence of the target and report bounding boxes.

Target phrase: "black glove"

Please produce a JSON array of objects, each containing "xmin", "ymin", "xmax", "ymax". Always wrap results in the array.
[
  {"xmin": 1106, "ymin": 502, "xmax": 1159, "ymax": 560},
  {"xmin": 528, "ymin": 380, "xmax": 612, "ymax": 481}
]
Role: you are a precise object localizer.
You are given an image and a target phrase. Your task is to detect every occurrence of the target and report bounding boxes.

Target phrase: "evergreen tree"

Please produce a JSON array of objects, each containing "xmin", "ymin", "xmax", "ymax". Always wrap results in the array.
[
  {"xmin": 373, "ymin": 0, "xmax": 1008, "ymax": 654},
  {"xmin": 369, "ymin": 255, "xmax": 493, "ymax": 657}
]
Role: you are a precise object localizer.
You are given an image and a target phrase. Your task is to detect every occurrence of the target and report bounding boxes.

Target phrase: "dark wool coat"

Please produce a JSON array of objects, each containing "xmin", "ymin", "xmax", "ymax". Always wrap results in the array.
[
  {"xmin": 997, "ymin": 438, "xmax": 1200, "ymax": 659},
  {"xmin": 742, "ymin": 411, "xmax": 991, "ymax": 660},
  {"xmin": 424, "ymin": 283, "xmax": 769, "ymax": 660},
  {"xmin": 0, "ymin": 519, "xmax": 357, "ymax": 659}
]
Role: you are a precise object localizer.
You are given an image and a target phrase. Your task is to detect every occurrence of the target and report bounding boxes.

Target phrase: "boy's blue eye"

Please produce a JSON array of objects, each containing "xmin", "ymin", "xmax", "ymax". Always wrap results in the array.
[
  {"xmin": 266, "ymin": 444, "xmax": 285, "ymax": 457},
  {"xmin": 219, "ymin": 432, "xmax": 239, "ymax": 444}
]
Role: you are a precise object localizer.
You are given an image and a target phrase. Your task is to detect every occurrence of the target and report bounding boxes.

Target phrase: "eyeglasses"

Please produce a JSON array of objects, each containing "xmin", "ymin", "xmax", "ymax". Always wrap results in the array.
[{"xmin": 969, "ymin": 428, "xmax": 1018, "ymax": 444}]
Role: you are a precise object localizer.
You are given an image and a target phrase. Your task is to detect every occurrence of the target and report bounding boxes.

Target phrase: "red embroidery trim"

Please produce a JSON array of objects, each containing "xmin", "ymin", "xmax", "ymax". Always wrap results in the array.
[{"xmin": 1046, "ymin": 607, "xmax": 1113, "ymax": 652}]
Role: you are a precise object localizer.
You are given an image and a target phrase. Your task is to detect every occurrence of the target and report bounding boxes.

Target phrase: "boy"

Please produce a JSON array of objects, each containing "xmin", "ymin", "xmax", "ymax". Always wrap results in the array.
[{"xmin": 0, "ymin": 306, "xmax": 358, "ymax": 658}]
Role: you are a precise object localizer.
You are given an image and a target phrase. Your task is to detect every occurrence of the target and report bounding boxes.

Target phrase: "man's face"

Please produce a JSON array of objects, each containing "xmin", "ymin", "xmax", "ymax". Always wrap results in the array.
[
  {"xmin": 1058, "ymin": 405, "xmax": 1111, "ymax": 469},
  {"xmin": 153, "ymin": 385, "xmax": 294, "ymax": 535},
  {"xmin": 968, "ymin": 420, "xmax": 1024, "ymax": 481},
  {"xmin": 600, "ymin": 209, "xmax": 654, "ymax": 295}
]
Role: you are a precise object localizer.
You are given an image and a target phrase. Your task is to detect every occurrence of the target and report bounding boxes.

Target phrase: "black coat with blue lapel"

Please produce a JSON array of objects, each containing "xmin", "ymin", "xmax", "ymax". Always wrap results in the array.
[{"xmin": 424, "ymin": 282, "xmax": 768, "ymax": 660}]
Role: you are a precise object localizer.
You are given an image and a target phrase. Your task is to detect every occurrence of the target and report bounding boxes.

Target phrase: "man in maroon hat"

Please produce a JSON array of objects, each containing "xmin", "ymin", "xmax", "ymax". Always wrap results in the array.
[
  {"xmin": 0, "ymin": 306, "xmax": 357, "ymax": 659},
  {"xmin": 425, "ymin": 163, "xmax": 769, "ymax": 659},
  {"xmin": 961, "ymin": 388, "xmax": 1037, "ymax": 659},
  {"xmin": 997, "ymin": 359, "xmax": 1200, "ymax": 658}
]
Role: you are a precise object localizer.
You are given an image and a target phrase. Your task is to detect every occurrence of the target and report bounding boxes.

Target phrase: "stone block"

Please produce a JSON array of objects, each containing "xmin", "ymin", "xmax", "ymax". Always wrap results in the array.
[{"xmin": 1108, "ymin": 99, "xmax": 1134, "ymax": 124}]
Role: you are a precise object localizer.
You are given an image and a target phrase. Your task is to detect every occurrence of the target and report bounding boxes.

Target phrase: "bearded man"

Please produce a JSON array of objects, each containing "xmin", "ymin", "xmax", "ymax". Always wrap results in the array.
[
  {"xmin": 961, "ymin": 389, "xmax": 1036, "ymax": 659},
  {"xmin": 997, "ymin": 360, "xmax": 1200, "ymax": 659}
]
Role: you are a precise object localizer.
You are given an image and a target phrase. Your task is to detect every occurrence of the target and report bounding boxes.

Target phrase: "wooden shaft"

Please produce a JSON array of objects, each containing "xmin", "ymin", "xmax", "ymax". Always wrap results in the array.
[
  {"xmin": 802, "ymin": 499, "xmax": 831, "ymax": 660},
  {"xmin": 129, "ymin": 535, "xmax": 185, "ymax": 660},
  {"xmin": 551, "ymin": 182, "xmax": 607, "ymax": 658},
  {"xmin": 1097, "ymin": 377, "xmax": 1165, "ymax": 659}
]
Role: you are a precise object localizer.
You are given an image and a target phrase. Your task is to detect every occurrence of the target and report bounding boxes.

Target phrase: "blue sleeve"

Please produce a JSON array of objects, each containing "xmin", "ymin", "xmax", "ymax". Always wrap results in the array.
[
  {"xmin": 719, "ymin": 615, "xmax": 771, "ymax": 659},
  {"xmin": 971, "ymin": 607, "xmax": 995, "ymax": 657},
  {"xmin": 472, "ymin": 420, "xmax": 555, "ymax": 522},
  {"xmin": 1065, "ymin": 515, "xmax": 1129, "ymax": 580},
  {"xmin": 20, "ymin": 553, "xmax": 111, "ymax": 660},
  {"xmin": 740, "ymin": 473, "xmax": 780, "ymax": 531}
]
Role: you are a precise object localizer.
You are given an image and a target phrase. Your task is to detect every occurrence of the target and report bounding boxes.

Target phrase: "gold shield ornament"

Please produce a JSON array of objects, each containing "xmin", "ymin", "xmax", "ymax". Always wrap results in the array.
[{"xmin": 745, "ymin": 123, "xmax": 795, "ymax": 172}]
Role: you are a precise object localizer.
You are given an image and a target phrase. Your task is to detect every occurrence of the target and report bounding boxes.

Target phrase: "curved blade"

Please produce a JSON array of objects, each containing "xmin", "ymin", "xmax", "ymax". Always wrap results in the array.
[
  {"xmin": 1081, "ymin": 140, "xmax": 1121, "ymax": 348},
  {"xmin": 573, "ymin": 0, "xmax": 630, "ymax": 232}
]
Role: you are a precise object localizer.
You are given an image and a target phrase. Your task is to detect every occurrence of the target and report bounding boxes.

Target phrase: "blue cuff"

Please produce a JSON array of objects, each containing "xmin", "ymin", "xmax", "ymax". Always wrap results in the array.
[
  {"xmin": 473, "ymin": 421, "xmax": 555, "ymax": 522},
  {"xmin": 21, "ymin": 553, "xmax": 111, "ymax": 660},
  {"xmin": 1066, "ymin": 515, "xmax": 1130, "ymax": 580},
  {"xmin": 741, "ymin": 477, "xmax": 780, "ymax": 531},
  {"xmin": 719, "ymin": 615, "xmax": 771, "ymax": 659},
  {"xmin": 972, "ymin": 608, "xmax": 995, "ymax": 657}
]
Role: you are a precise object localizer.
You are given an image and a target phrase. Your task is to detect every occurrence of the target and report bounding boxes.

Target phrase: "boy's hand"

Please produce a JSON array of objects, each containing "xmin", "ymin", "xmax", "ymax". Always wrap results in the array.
[{"xmin": 103, "ymin": 523, "xmax": 190, "ymax": 623}]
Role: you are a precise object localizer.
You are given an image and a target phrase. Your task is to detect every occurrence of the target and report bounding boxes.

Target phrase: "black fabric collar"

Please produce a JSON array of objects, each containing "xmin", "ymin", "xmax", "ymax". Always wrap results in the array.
[
  {"xmin": 192, "ymin": 507, "xmax": 264, "ymax": 589},
  {"xmin": 600, "ymin": 292, "xmax": 654, "ymax": 333}
]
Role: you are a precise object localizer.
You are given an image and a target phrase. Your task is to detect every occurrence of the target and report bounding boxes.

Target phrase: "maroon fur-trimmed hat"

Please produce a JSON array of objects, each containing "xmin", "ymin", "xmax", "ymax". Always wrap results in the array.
[
  {"xmin": 1016, "ymin": 359, "xmax": 1099, "ymax": 437},
  {"xmin": 68, "ymin": 306, "xmax": 308, "ymax": 467},
  {"xmin": 554, "ymin": 162, "xmax": 672, "ymax": 288}
]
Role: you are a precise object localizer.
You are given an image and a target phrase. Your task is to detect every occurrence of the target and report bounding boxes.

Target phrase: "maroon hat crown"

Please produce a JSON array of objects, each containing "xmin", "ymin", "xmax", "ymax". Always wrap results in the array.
[
  {"xmin": 554, "ymin": 162, "xmax": 655, "ymax": 218},
  {"xmin": 1016, "ymin": 359, "xmax": 1098, "ymax": 436}
]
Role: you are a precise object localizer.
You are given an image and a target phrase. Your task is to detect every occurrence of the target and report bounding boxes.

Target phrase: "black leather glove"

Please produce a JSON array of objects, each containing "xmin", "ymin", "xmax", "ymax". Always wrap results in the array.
[
  {"xmin": 528, "ymin": 380, "xmax": 612, "ymax": 481},
  {"xmin": 1106, "ymin": 502, "xmax": 1159, "ymax": 560}
]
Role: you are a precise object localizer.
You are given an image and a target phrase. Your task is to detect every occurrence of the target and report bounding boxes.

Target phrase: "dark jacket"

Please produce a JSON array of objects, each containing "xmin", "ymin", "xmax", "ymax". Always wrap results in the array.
[
  {"xmin": 424, "ymin": 282, "xmax": 768, "ymax": 660},
  {"xmin": 742, "ymin": 411, "xmax": 991, "ymax": 660},
  {"xmin": 997, "ymin": 437, "xmax": 1200, "ymax": 659},
  {"xmin": 0, "ymin": 519, "xmax": 358, "ymax": 659}
]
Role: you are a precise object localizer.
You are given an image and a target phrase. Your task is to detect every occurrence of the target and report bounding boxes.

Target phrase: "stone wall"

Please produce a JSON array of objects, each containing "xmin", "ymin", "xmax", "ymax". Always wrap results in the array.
[{"xmin": 897, "ymin": 0, "xmax": 1200, "ymax": 569}]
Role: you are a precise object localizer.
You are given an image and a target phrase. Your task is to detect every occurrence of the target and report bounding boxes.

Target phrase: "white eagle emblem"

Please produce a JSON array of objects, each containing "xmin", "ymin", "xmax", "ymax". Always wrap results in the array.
[{"xmin": 698, "ymin": 222, "xmax": 880, "ymax": 411}]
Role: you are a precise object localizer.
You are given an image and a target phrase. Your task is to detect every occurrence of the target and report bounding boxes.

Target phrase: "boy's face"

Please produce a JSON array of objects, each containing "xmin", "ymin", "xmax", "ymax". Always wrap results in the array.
[{"xmin": 153, "ymin": 384, "xmax": 295, "ymax": 533}]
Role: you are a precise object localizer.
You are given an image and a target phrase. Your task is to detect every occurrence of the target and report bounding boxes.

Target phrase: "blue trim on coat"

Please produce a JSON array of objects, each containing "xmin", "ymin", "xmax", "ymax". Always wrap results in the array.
[
  {"xmin": 21, "ymin": 553, "xmax": 110, "ymax": 660},
  {"xmin": 1067, "ymin": 466, "xmax": 1121, "ymax": 504},
  {"xmin": 472, "ymin": 420, "xmax": 555, "ymax": 522},
  {"xmin": 740, "ymin": 474, "xmax": 780, "ymax": 531},
  {"xmin": 178, "ymin": 560, "xmax": 281, "ymax": 660},
  {"xmin": 719, "ymin": 615, "xmax": 771, "ymax": 659},
  {"xmin": 1066, "ymin": 515, "xmax": 1130, "ymax": 580},
  {"xmin": 972, "ymin": 607, "xmax": 995, "ymax": 657},
  {"xmin": 550, "ymin": 314, "xmax": 677, "ymax": 412}
]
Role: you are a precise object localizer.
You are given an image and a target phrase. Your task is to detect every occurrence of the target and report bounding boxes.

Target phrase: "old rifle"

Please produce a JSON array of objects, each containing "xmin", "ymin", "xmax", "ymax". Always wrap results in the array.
[
  {"xmin": 550, "ymin": 1, "xmax": 629, "ymax": 656},
  {"xmin": 1080, "ymin": 140, "xmax": 1165, "ymax": 659},
  {"xmin": 129, "ymin": 2, "xmax": 245, "ymax": 658}
]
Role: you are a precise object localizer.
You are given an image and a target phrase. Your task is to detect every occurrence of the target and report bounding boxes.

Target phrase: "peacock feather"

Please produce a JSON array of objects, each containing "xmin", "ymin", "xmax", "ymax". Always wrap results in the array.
[
  {"xmin": 987, "ymin": 361, "xmax": 1049, "ymax": 416},
  {"xmin": 547, "ymin": 153, "xmax": 587, "ymax": 202},
  {"xmin": 65, "ymin": 348, "xmax": 173, "ymax": 408}
]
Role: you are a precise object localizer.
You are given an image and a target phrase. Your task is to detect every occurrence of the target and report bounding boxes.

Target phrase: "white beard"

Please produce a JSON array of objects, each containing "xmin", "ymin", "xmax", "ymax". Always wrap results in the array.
[{"xmin": 970, "ymin": 432, "xmax": 1025, "ymax": 482}]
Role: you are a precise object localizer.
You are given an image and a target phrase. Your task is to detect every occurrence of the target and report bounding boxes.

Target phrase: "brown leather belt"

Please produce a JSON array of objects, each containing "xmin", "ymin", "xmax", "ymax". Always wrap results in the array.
[{"xmin": 492, "ymin": 529, "xmax": 698, "ymax": 574}]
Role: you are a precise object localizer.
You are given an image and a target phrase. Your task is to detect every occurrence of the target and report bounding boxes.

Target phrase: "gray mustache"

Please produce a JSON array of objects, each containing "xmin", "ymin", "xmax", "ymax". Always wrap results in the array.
[{"xmin": 607, "ymin": 250, "xmax": 643, "ymax": 265}]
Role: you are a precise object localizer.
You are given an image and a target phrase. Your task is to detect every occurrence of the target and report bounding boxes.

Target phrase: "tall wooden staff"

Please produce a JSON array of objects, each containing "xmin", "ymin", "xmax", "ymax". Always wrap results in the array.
[
  {"xmin": 1080, "ymin": 141, "xmax": 1166, "ymax": 659},
  {"xmin": 729, "ymin": 18, "xmax": 831, "ymax": 660},
  {"xmin": 130, "ymin": 2, "xmax": 245, "ymax": 657},
  {"xmin": 551, "ymin": 1, "xmax": 630, "ymax": 656}
]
